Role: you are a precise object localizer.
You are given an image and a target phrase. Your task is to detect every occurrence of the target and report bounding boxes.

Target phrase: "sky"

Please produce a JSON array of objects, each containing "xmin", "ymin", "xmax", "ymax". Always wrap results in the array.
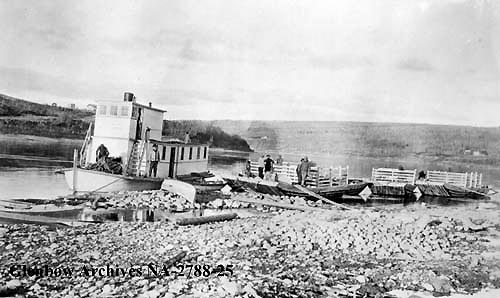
[{"xmin": 0, "ymin": 0, "xmax": 499, "ymax": 126}]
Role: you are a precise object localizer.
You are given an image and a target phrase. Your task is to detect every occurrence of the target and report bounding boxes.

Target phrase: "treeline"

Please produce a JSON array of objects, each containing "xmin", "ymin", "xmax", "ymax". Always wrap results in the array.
[
  {"xmin": 162, "ymin": 120, "xmax": 253, "ymax": 152},
  {"xmin": 0, "ymin": 117, "xmax": 90, "ymax": 139},
  {"xmin": 0, "ymin": 93, "xmax": 93, "ymax": 119}
]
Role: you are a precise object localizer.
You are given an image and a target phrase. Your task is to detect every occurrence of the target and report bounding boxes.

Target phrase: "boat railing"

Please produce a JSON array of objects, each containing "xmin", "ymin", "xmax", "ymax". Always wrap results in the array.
[
  {"xmin": 250, "ymin": 161, "xmax": 349, "ymax": 187},
  {"xmin": 371, "ymin": 168, "xmax": 417, "ymax": 184},
  {"xmin": 79, "ymin": 122, "xmax": 93, "ymax": 167},
  {"xmin": 426, "ymin": 170, "xmax": 482, "ymax": 188}
]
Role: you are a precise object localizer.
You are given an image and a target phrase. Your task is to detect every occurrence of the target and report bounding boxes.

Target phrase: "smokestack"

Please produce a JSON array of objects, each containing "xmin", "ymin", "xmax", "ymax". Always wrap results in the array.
[{"xmin": 124, "ymin": 92, "xmax": 134, "ymax": 102}]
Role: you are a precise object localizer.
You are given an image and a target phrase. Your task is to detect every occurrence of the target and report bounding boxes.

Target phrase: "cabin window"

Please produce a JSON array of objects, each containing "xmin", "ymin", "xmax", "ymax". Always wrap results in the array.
[
  {"xmin": 181, "ymin": 147, "xmax": 185, "ymax": 160},
  {"xmin": 99, "ymin": 105, "xmax": 107, "ymax": 115},
  {"xmin": 162, "ymin": 146, "xmax": 166, "ymax": 160},
  {"xmin": 120, "ymin": 106, "xmax": 129, "ymax": 117},
  {"xmin": 203, "ymin": 147, "xmax": 207, "ymax": 159},
  {"xmin": 196, "ymin": 147, "xmax": 201, "ymax": 159},
  {"xmin": 189, "ymin": 147, "xmax": 193, "ymax": 160},
  {"xmin": 110, "ymin": 105, "xmax": 118, "ymax": 116}
]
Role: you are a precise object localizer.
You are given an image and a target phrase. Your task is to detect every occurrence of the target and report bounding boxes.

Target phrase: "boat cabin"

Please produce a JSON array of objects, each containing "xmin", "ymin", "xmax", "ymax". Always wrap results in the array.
[{"xmin": 81, "ymin": 92, "xmax": 209, "ymax": 178}]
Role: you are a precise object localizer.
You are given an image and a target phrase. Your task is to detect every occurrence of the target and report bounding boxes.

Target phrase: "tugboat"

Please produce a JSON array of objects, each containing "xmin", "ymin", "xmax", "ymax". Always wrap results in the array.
[{"xmin": 64, "ymin": 92, "xmax": 210, "ymax": 193}]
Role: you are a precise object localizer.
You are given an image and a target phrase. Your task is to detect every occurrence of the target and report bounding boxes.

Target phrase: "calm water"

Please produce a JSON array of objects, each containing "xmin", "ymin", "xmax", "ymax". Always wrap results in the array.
[
  {"xmin": 0, "ymin": 136, "xmax": 498, "ymax": 200},
  {"xmin": 0, "ymin": 168, "xmax": 71, "ymax": 199}
]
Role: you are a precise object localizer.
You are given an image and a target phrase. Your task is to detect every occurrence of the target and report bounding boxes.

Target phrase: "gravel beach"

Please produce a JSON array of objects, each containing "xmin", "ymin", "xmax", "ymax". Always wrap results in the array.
[{"xmin": 1, "ymin": 195, "xmax": 499, "ymax": 298}]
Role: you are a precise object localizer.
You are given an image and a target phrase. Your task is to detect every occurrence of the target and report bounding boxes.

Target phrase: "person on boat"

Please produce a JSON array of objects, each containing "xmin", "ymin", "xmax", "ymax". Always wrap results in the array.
[
  {"xmin": 149, "ymin": 144, "xmax": 160, "ymax": 177},
  {"xmin": 95, "ymin": 144, "xmax": 109, "ymax": 163},
  {"xmin": 264, "ymin": 154, "xmax": 275, "ymax": 180},
  {"xmin": 184, "ymin": 132, "xmax": 191, "ymax": 144},
  {"xmin": 276, "ymin": 155, "xmax": 283, "ymax": 166},
  {"xmin": 245, "ymin": 160, "xmax": 252, "ymax": 177},
  {"xmin": 296, "ymin": 158, "xmax": 304, "ymax": 185},
  {"xmin": 300, "ymin": 157, "xmax": 311, "ymax": 186},
  {"xmin": 257, "ymin": 155, "xmax": 265, "ymax": 179}
]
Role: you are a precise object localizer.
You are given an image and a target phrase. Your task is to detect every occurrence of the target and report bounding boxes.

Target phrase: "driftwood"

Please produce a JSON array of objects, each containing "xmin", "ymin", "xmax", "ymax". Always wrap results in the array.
[
  {"xmin": 176, "ymin": 213, "xmax": 238, "ymax": 226},
  {"xmin": 164, "ymin": 251, "xmax": 187, "ymax": 269}
]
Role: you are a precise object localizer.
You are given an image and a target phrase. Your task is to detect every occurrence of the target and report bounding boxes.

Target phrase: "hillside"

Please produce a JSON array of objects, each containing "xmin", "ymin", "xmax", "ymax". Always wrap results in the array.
[
  {"xmin": 0, "ymin": 93, "xmax": 93, "ymax": 119},
  {"xmin": 0, "ymin": 93, "xmax": 252, "ymax": 151},
  {"xmin": 213, "ymin": 120, "xmax": 500, "ymax": 163},
  {"xmin": 0, "ymin": 93, "xmax": 93, "ymax": 139},
  {"xmin": 162, "ymin": 120, "xmax": 252, "ymax": 152}
]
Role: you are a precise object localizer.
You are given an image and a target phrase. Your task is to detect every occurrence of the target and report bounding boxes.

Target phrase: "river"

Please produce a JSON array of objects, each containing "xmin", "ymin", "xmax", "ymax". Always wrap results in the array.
[{"xmin": 1, "ymin": 135, "xmax": 499, "ymax": 199}]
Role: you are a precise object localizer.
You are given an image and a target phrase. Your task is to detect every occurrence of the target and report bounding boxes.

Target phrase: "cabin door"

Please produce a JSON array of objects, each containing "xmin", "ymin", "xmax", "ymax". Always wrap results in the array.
[
  {"xmin": 168, "ymin": 147, "xmax": 176, "ymax": 178},
  {"xmin": 135, "ymin": 108, "xmax": 142, "ymax": 140}
]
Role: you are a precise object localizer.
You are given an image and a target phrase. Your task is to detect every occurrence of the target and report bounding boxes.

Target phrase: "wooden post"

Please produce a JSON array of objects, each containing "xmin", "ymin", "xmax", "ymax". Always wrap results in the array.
[
  {"xmin": 72, "ymin": 149, "xmax": 78, "ymax": 193},
  {"xmin": 346, "ymin": 166, "xmax": 349, "ymax": 185}
]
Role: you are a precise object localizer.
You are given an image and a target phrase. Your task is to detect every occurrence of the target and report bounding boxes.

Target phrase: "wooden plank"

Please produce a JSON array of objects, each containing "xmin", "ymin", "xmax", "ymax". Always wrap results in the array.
[
  {"xmin": 231, "ymin": 196, "xmax": 317, "ymax": 211},
  {"xmin": 294, "ymin": 185, "xmax": 352, "ymax": 210}
]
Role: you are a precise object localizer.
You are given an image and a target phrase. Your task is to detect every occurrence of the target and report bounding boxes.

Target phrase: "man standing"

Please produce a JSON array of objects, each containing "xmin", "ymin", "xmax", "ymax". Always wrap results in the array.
[
  {"xmin": 296, "ymin": 158, "xmax": 304, "ymax": 185},
  {"xmin": 300, "ymin": 157, "xmax": 311, "ymax": 186},
  {"xmin": 276, "ymin": 155, "xmax": 283, "ymax": 166},
  {"xmin": 257, "ymin": 155, "xmax": 265, "ymax": 179},
  {"xmin": 245, "ymin": 160, "xmax": 252, "ymax": 177},
  {"xmin": 149, "ymin": 145, "xmax": 160, "ymax": 177},
  {"xmin": 263, "ymin": 154, "xmax": 274, "ymax": 180}
]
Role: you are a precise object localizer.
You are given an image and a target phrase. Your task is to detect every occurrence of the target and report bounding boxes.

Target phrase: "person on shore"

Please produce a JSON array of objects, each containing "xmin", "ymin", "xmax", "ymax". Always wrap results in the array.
[
  {"xmin": 184, "ymin": 132, "xmax": 191, "ymax": 144},
  {"xmin": 264, "ymin": 154, "xmax": 275, "ymax": 180},
  {"xmin": 96, "ymin": 144, "xmax": 109, "ymax": 163},
  {"xmin": 296, "ymin": 158, "xmax": 304, "ymax": 185},
  {"xmin": 300, "ymin": 157, "xmax": 311, "ymax": 186},
  {"xmin": 257, "ymin": 155, "xmax": 265, "ymax": 179},
  {"xmin": 149, "ymin": 145, "xmax": 160, "ymax": 177},
  {"xmin": 245, "ymin": 160, "xmax": 252, "ymax": 177}
]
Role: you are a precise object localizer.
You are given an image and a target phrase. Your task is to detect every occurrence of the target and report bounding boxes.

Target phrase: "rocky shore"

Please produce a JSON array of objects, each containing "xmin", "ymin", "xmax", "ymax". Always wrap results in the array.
[{"xmin": 1, "ymin": 195, "xmax": 499, "ymax": 297}]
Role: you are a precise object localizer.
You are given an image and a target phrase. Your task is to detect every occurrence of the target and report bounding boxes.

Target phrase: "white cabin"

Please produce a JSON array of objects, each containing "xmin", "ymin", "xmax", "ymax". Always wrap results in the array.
[{"xmin": 81, "ymin": 92, "xmax": 209, "ymax": 178}]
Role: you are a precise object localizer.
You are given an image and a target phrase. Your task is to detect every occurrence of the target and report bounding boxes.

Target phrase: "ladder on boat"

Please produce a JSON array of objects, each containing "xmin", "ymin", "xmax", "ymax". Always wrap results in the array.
[
  {"xmin": 127, "ymin": 141, "xmax": 147, "ymax": 176},
  {"xmin": 79, "ymin": 123, "xmax": 93, "ymax": 167}
]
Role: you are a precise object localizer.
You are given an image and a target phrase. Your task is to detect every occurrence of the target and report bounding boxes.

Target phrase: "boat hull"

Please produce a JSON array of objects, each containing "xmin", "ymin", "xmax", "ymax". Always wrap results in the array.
[
  {"xmin": 192, "ymin": 183, "xmax": 226, "ymax": 192},
  {"xmin": 64, "ymin": 169, "xmax": 163, "ymax": 193},
  {"xmin": 0, "ymin": 211, "xmax": 76, "ymax": 226},
  {"xmin": 0, "ymin": 205, "xmax": 84, "ymax": 218}
]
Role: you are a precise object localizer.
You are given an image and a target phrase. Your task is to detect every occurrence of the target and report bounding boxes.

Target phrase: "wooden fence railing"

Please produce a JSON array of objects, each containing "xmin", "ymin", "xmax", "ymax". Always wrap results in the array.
[{"xmin": 250, "ymin": 162, "xmax": 348, "ymax": 187}]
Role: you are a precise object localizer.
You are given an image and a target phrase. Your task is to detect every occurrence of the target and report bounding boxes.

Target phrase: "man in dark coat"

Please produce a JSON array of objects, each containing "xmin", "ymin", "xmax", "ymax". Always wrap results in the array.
[
  {"xmin": 263, "ymin": 154, "xmax": 274, "ymax": 180},
  {"xmin": 96, "ymin": 144, "xmax": 109, "ymax": 163},
  {"xmin": 296, "ymin": 158, "xmax": 304, "ymax": 185}
]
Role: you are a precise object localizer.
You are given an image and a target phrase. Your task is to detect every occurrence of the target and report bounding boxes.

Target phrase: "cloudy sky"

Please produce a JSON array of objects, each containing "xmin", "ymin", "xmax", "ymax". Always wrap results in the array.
[{"xmin": 1, "ymin": 0, "xmax": 499, "ymax": 126}]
